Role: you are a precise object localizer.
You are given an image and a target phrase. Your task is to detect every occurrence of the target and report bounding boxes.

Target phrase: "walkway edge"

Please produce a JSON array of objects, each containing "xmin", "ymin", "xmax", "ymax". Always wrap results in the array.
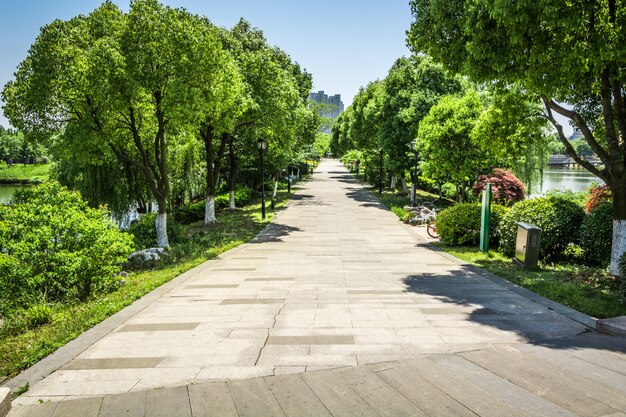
[
  {"xmin": 357, "ymin": 174, "xmax": 597, "ymax": 330},
  {"xmin": 0, "ymin": 388, "xmax": 9, "ymax": 417},
  {"xmin": 4, "ymin": 180, "xmax": 305, "ymax": 397}
]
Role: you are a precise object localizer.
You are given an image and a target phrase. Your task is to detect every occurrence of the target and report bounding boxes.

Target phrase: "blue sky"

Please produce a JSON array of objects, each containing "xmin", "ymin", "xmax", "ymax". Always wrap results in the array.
[{"xmin": 0, "ymin": 0, "xmax": 413, "ymax": 128}]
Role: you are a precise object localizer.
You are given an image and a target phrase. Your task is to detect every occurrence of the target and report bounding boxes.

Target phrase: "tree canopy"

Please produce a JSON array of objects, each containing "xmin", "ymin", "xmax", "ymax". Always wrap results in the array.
[{"xmin": 407, "ymin": 0, "xmax": 626, "ymax": 274}]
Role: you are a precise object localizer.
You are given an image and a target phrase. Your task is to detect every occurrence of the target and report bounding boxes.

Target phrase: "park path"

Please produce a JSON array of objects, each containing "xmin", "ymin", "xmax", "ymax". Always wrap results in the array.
[{"xmin": 6, "ymin": 159, "xmax": 626, "ymax": 416}]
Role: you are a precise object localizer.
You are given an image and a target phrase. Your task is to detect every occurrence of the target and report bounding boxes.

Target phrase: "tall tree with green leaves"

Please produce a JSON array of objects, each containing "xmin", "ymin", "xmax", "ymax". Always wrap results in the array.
[
  {"xmin": 408, "ymin": 0, "xmax": 626, "ymax": 274},
  {"xmin": 417, "ymin": 90, "xmax": 490, "ymax": 201},
  {"xmin": 3, "ymin": 0, "xmax": 237, "ymax": 246},
  {"xmin": 378, "ymin": 56, "xmax": 462, "ymax": 190}
]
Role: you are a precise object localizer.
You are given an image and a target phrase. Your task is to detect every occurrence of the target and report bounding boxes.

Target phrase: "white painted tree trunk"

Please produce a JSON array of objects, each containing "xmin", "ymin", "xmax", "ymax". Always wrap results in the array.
[
  {"xmin": 229, "ymin": 191, "xmax": 236, "ymax": 210},
  {"xmin": 401, "ymin": 178, "xmax": 408, "ymax": 194},
  {"xmin": 610, "ymin": 220, "xmax": 626, "ymax": 276},
  {"xmin": 410, "ymin": 182, "xmax": 416, "ymax": 204},
  {"xmin": 391, "ymin": 176, "xmax": 397, "ymax": 190},
  {"xmin": 204, "ymin": 195, "xmax": 216, "ymax": 224},
  {"xmin": 155, "ymin": 212, "xmax": 169, "ymax": 248}
]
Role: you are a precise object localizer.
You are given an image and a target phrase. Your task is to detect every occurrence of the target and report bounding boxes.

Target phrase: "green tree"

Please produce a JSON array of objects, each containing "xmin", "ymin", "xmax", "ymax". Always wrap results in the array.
[
  {"xmin": 379, "ymin": 56, "xmax": 461, "ymax": 191},
  {"xmin": 3, "ymin": 1, "xmax": 229, "ymax": 246},
  {"xmin": 408, "ymin": 0, "xmax": 626, "ymax": 274},
  {"xmin": 417, "ymin": 90, "xmax": 489, "ymax": 201}
]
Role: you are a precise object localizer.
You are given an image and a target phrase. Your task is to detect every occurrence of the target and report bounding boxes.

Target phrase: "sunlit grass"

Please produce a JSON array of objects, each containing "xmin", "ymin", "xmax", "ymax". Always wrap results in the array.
[{"xmin": 0, "ymin": 163, "xmax": 51, "ymax": 182}]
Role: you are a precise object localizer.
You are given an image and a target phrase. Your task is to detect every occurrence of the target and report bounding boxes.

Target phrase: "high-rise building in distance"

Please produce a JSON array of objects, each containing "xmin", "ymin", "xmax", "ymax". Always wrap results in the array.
[{"xmin": 308, "ymin": 91, "xmax": 344, "ymax": 120}]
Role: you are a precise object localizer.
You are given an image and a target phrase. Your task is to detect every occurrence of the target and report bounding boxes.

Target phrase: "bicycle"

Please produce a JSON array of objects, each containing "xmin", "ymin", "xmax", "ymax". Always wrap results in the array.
[{"xmin": 404, "ymin": 204, "xmax": 439, "ymax": 239}]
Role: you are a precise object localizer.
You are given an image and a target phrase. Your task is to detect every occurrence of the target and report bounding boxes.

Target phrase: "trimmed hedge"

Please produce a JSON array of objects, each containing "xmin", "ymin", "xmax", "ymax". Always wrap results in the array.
[
  {"xmin": 436, "ymin": 203, "xmax": 507, "ymax": 246},
  {"xmin": 580, "ymin": 202, "xmax": 613, "ymax": 266},
  {"xmin": 499, "ymin": 196, "xmax": 585, "ymax": 259}
]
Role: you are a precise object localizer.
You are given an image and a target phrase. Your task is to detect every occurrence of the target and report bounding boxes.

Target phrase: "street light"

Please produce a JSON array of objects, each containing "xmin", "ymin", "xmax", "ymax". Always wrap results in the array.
[
  {"xmin": 257, "ymin": 138, "xmax": 267, "ymax": 219},
  {"xmin": 378, "ymin": 149, "xmax": 384, "ymax": 194},
  {"xmin": 410, "ymin": 139, "xmax": 418, "ymax": 207}
]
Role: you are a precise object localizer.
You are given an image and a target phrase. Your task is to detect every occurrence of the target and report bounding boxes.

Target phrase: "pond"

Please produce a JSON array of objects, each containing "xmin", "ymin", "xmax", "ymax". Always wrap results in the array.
[{"xmin": 536, "ymin": 167, "xmax": 604, "ymax": 195}]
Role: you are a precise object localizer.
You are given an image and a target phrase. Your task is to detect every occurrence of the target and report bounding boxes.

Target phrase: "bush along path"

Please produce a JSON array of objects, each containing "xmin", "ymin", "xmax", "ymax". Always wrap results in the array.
[{"xmin": 0, "ymin": 180, "xmax": 297, "ymax": 382}]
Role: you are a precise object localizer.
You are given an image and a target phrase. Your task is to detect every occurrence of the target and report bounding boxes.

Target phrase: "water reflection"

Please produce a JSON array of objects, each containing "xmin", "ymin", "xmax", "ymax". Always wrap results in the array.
[
  {"xmin": 536, "ymin": 167, "xmax": 604, "ymax": 194},
  {"xmin": 0, "ymin": 184, "xmax": 29, "ymax": 203}
]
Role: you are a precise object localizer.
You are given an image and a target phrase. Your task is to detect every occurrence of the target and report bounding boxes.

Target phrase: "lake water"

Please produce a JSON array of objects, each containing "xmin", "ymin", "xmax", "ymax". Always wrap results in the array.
[
  {"xmin": 0, "ymin": 184, "xmax": 29, "ymax": 203},
  {"xmin": 0, "ymin": 168, "xmax": 604, "ymax": 205},
  {"xmin": 536, "ymin": 167, "xmax": 604, "ymax": 195}
]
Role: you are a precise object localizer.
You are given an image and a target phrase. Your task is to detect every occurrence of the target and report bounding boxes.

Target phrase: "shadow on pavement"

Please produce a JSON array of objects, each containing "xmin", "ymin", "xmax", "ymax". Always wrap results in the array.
[
  {"xmin": 250, "ymin": 223, "xmax": 302, "ymax": 243},
  {"xmin": 400, "ymin": 267, "xmax": 626, "ymax": 354},
  {"xmin": 345, "ymin": 189, "xmax": 387, "ymax": 209}
]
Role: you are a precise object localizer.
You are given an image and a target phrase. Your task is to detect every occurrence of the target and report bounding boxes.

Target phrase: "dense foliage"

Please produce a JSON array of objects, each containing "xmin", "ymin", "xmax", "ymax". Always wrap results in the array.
[
  {"xmin": 0, "ymin": 182, "xmax": 134, "ymax": 314},
  {"xmin": 436, "ymin": 203, "xmax": 507, "ymax": 246},
  {"xmin": 2, "ymin": 0, "xmax": 316, "ymax": 246},
  {"xmin": 580, "ymin": 203, "xmax": 613, "ymax": 267},
  {"xmin": 472, "ymin": 169, "xmax": 525, "ymax": 205},
  {"xmin": 499, "ymin": 196, "xmax": 586, "ymax": 259},
  {"xmin": 585, "ymin": 185, "xmax": 612, "ymax": 214},
  {"xmin": 407, "ymin": 0, "xmax": 626, "ymax": 274}
]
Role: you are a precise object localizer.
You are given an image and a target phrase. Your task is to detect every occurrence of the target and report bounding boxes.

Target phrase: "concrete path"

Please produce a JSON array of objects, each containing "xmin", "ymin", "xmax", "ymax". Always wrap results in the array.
[{"xmin": 7, "ymin": 159, "xmax": 626, "ymax": 416}]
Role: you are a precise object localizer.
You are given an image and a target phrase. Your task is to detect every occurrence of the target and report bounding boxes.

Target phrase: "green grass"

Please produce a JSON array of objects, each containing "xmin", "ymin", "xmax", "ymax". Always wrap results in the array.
[
  {"xmin": 0, "ymin": 185, "xmax": 295, "ymax": 380},
  {"xmin": 0, "ymin": 163, "xmax": 51, "ymax": 183},
  {"xmin": 435, "ymin": 244, "xmax": 626, "ymax": 319}
]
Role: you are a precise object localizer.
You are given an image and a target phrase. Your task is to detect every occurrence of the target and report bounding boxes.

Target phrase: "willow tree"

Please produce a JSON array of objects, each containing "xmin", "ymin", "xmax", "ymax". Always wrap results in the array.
[
  {"xmin": 3, "ymin": 0, "xmax": 236, "ymax": 246},
  {"xmin": 408, "ymin": 0, "xmax": 626, "ymax": 274}
]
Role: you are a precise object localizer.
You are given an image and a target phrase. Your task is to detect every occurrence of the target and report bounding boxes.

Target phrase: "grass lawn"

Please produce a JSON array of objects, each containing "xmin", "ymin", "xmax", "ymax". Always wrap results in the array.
[
  {"xmin": 0, "ymin": 163, "xmax": 51, "ymax": 182},
  {"xmin": 0, "ymin": 185, "xmax": 295, "ymax": 381},
  {"xmin": 435, "ymin": 244, "xmax": 626, "ymax": 319}
]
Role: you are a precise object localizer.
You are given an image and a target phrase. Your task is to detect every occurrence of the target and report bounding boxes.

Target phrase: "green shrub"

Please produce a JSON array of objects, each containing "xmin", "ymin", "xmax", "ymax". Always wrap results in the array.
[
  {"xmin": 23, "ymin": 303, "xmax": 54, "ymax": 327},
  {"xmin": 128, "ymin": 213, "xmax": 183, "ymax": 248},
  {"xmin": 0, "ymin": 182, "xmax": 134, "ymax": 312},
  {"xmin": 499, "ymin": 196, "xmax": 585, "ymax": 259},
  {"xmin": 436, "ymin": 203, "xmax": 507, "ymax": 246},
  {"xmin": 176, "ymin": 201, "xmax": 205, "ymax": 224},
  {"xmin": 176, "ymin": 187, "xmax": 253, "ymax": 224},
  {"xmin": 580, "ymin": 203, "xmax": 613, "ymax": 266}
]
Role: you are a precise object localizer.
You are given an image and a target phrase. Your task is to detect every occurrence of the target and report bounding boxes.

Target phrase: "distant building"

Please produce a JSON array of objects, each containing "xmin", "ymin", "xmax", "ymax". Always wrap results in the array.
[{"xmin": 308, "ymin": 91, "xmax": 344, "ymax": 120}]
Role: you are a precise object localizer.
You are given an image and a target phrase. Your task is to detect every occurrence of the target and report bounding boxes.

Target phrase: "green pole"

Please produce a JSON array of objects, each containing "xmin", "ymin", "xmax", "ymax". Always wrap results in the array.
[{"xmin": 479, "ymin": 183, "xmax": 492, "ymax": 253}]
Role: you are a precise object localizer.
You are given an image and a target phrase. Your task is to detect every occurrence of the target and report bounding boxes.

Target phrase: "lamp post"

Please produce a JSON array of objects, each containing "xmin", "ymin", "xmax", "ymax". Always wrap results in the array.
[
  {"xmin": 257, "ymin": 138, "xmax": 267, "ymax": 219},
  {"xmin": 379, "ymin": 148, "xmax": 384, "ymax": 194},
  {"xmin": 410, "ymin": 139, "xmax": 418, "ymax": 207}
]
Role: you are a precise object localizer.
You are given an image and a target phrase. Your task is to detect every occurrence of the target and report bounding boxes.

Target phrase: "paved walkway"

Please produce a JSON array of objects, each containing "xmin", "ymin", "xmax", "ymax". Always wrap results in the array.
[{"xmin": 7, "ymin": 160, "xmax": 626, "ymax": 416}]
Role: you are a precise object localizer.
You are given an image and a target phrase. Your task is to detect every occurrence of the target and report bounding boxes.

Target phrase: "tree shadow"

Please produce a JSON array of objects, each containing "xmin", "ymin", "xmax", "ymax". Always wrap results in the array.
[
  {"xmin": 250, "ymin": 223, "xmax": 302, "ymax": 243},
  {"xmin": 400, "ymin": 265, "xmax": 626, "ymax": 353},
  {"xmin": 345, "ymin": 189, "xmax": 387, "ymax": 210}
]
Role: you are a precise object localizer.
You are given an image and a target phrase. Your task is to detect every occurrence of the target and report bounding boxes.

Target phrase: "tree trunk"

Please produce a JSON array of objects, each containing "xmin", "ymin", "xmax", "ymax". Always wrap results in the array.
[
  {"xmin": 205, "ymin": 195, "xmax": 216, "ymax": 223},
  {"xmin": 228, "ymin": 135, "xmax": 237, "ymax": 210},
  {"xmin": 201, "ymin": 128, "xmax": 227, "ymax": 224},
  {"xmin": 391, "ymin": 175, "xmax": 397, "ymax": 190},
  {"xmin": 155, "ymin": 207, "xmax": 168, "ymax": 248},
  {"xmin": 401, "ymin": 177, "xmax": 408, "ymax": 194},
  {"xmin": 610, "ymin": 179, "xmax": 626, "ymax": 275}
]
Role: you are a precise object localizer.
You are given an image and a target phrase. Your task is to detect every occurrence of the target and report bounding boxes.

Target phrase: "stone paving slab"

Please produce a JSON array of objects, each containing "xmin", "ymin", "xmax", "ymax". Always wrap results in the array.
[{"xmin": 5, "ymin": 160, "xmax": 626, "ymax": 416}]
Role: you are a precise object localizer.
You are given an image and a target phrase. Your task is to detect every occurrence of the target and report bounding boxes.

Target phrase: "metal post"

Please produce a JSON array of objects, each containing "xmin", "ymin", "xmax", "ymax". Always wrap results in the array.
[
  {"xmin": 412, "ymin": 151, "xmax": 419, "ymax": 207},
  {"xmin": 379, "ymin": 149, "xmax": 383, "ymax": 194},
  {"xmin": 260, "ymin": 149, "xmax": 266, "ymax": 219},
  {"xmin": 479, "ymin": 183, "xmax": 492, "ymax": 252}
]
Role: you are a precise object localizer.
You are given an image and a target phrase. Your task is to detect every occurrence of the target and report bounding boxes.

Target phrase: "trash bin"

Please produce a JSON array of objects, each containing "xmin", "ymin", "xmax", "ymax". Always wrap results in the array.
[{"xmin": 515, "ymin": 222, "xmax": 541, "ymax": 268}]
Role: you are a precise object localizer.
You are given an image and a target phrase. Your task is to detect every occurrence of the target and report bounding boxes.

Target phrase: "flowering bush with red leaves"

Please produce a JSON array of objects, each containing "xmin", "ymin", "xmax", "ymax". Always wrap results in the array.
[
  {"xmin": 472, "ymin": 168, "xmax": 525, "ymax": 205},
  {"xmin": 585, "ymin": 184, "xmax": 612, "ymax": 213}
]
